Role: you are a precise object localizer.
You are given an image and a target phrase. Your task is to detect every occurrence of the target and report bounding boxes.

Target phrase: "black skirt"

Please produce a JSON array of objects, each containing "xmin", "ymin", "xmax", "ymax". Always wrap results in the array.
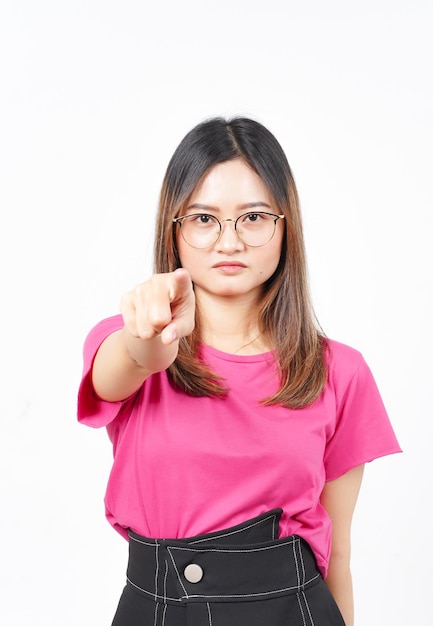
[{"xmin": 111, "ymin": 509, "xmax": 345, "ymax": 626}]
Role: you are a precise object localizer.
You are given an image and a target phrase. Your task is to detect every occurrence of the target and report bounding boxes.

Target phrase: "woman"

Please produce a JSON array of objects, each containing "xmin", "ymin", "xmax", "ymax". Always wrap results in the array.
[{"xmin": 78, "ymin": 117, "xmax": 401, "ymax": 626}]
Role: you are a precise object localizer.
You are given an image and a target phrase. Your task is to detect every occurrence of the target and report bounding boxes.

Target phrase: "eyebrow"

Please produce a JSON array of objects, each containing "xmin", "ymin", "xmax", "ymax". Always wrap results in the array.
[{"xmin": 186, "ymin": 201, "xmax": 273, "ymax": 212}]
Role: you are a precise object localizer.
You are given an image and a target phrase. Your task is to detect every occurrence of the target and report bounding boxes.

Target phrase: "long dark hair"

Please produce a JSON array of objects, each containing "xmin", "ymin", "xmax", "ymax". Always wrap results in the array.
[{"xmin": 154, "ymin": 117, "xmax": 327, "ymax": 408}]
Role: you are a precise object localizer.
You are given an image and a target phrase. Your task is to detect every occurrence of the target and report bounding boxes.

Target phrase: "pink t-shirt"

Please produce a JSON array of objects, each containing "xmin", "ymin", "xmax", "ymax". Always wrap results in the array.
[{"xmin": 78, "ymin": 315, "xmax": 401, "ymax": 577}]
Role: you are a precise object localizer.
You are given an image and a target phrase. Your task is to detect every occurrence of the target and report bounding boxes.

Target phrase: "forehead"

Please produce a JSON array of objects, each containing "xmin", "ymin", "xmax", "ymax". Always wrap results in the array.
[{"xmin": 188, "ymin": 159, "xmax": 274, "ymax": 209}]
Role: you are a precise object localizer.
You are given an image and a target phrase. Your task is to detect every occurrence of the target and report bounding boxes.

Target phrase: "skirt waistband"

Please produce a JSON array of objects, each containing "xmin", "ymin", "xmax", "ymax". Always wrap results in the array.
[{"xmin": 126, "ymin": 509, "xmax": 321, "ymax": 605}]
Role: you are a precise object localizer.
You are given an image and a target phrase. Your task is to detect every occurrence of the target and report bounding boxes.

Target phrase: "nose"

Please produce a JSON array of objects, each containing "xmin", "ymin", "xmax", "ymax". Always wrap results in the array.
[{"xmin": 214, "ymin": 219, "xmax": 245, "ymax": 252}]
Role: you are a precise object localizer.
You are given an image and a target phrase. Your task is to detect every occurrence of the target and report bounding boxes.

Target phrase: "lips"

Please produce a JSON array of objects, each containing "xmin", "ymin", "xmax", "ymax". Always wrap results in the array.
[
  {"xmin": 212, "ymin": 261, "xmax": 247, "ymax": 275},
  {"xmin": 212, "ymin": 261, "xmax": 246, "ymax": 268}
]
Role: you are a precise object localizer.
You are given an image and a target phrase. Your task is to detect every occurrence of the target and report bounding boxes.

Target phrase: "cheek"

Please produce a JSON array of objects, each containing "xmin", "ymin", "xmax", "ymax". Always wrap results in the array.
[
  {"xmin": 260, "ymin": 240, "xmax": 283, "ymax": 273},
  {"xmin": 176, "ymin": 235, "xmax": 188, "ymax": 267},
  {"xmin": 176, "ymin": 238, "xmax": 202, "ymax": 272}
]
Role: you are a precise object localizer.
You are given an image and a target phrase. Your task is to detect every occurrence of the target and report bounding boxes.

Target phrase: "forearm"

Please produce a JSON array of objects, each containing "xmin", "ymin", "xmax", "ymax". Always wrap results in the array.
[
  {"xmin": 325, "ymin": 556, "xmax": 354, "ymax": 626},
  {"xmin": 92, "ymin": 328, "xmax": 179, "ymax": 402},
  {"xmin": 320, "ymin": 466, "xmax": 364, "ymax": 626}
]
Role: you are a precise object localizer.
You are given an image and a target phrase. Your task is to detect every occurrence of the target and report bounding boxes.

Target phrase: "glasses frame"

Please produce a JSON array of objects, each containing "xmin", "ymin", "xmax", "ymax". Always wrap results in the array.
[{"xmin": 173, "ymin": 211, "xmax": 285, "ymax": 249}]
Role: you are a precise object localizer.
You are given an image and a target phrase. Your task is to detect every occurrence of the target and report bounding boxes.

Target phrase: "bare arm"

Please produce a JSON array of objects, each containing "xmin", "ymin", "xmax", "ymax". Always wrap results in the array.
[
  {"xmin": 320, "ymin": 464, "xmax": 365, "ymax": 626},
  {"xmin": 92, "ymin": 269, "xmax": 195, "ymax": 402}
]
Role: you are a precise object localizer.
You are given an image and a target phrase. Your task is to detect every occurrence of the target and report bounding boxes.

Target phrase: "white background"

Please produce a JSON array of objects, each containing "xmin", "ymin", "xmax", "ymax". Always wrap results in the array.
[{"xmin": 1, "ymin": 1, "xmax": 431, "ymax": 624}]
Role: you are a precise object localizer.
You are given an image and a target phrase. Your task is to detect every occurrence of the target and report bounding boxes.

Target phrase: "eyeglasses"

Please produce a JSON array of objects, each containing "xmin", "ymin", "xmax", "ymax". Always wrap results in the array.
[{"xmin": 173, "ymin": 211, "xmax": 285, "ymax": 249}]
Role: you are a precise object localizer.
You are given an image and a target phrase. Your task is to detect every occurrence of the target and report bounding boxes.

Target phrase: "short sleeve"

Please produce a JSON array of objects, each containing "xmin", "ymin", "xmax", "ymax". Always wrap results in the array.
[
  {"xmin": 77, "ymin": 314, "xmax": 128, "ymax": 428},
  {"xmin": 324, "ymin": 352, "xmax": 402, "ymax": 480}
]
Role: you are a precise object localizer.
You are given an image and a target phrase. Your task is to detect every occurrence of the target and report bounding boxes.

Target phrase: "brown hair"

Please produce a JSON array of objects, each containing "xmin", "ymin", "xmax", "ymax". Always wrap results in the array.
[{"xmin": 154, "ymin": 117, "xmax": 327, "ymax": 408}]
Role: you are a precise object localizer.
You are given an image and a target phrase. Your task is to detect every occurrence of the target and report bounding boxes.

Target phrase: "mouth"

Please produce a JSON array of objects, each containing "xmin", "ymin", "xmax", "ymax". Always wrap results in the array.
[
  {"xmin": 212, "ymin": 261, "xmax": 246, "ymax": 268},
  {"xmin": 212, "ymin": 261, "xmax": 246, "ymax": 274}
]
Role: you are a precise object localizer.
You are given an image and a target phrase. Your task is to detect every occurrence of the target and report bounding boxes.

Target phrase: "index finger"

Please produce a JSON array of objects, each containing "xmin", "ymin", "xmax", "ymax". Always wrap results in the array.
[{"xmin": 169, "ymin": 268, "xmax": 193, "ymax": 302}]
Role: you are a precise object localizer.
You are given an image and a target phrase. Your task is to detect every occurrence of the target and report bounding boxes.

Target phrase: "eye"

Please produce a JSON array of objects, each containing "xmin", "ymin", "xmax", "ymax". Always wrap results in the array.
[
  {"xmin": 246, "ymin": 213, "xmax": 261, "ymax": 222},
  {"xmin": 196, "ymin": 214, "xmax": 214, "ymax": 224},
  {"xmin": 185, "ymin": 214, "xmax": 218, "ymax": 227},
  {"xmin": 241, "ymin": 212, "xmax": 267, "ymax": 225}
]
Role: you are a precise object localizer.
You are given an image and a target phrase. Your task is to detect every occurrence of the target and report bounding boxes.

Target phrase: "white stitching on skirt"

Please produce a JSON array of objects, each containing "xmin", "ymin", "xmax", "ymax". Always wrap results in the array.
[
  {"xmin": 163, "ymin": 560, "xmax": 168, "ymax": 604},
  {"xmin": 302, "ymin": 589, "xmax": 315, "ymax": 626},
  {"xmin": 167, "ymin": 547, "xmax": 189, "ymax": 598},
  {"xmin": 125, "ymin": 576, "xmax": 182, "ymax": 602},
  {"xmin": 189, "ymin": 512, "xmax": 279, "ymax": 544},
  {"xmin": 129, "ymin": 535, "xmax": 157, "ymax": 546},
  {"xmin": 297, "ymin": 593, "xmax": 307, "ymax": 626},
  {"xmin": 154, "ymin": 540, "xmax": 159, "ymax": 602},
  {"xmin": 128, "ymin": 513, "xmax": 279, "ymax": 546},
  {"xmin": 292, "ymin": 539, "xmax": 301, "ymax": 589},
  {"xmin": 272, "ymin": 515, "xmax": 277, "ymax": 539},
  {"xmin": 125, "ymin": 573, "xmax": 320, "ymax": 602},
  {"xmin": 298, "ymin": 539, "xmax": 306, "ymax": 587},
  {"xmin": 169, "ymin": 537, "xmax": 298, "ymax": 556},
  {"xmin": 207, "ymin": 602, "xmax": 213, "ymax": 626},
  {"xmin": 183, "ymin": 576, "xmax": 321, "ymax": 601}
]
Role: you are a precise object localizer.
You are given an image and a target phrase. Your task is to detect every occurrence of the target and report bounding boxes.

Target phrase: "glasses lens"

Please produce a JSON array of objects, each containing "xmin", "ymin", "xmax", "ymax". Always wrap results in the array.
[
  {"xmin": 236, "ymin": 212, "xmax": 277, "ymax": 247},
  {"xmin": 179, "ymin": 214, "xmax": 221, "ymax": 248}
]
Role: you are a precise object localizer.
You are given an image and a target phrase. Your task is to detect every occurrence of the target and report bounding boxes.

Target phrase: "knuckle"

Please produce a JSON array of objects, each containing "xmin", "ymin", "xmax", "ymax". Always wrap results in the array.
[{"xmin": 148, "ymin": 311, "xmax": 170, "ymax": 329}]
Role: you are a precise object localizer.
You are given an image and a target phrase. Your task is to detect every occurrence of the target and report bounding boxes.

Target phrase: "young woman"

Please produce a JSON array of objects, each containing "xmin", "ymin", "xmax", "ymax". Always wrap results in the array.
[{"xmin": 78, "ymin": 117, "xmax": 401, "ymax": 626}]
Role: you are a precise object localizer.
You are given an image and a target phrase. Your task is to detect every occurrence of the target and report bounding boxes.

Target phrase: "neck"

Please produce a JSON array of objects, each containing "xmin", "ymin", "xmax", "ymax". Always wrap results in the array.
[{"xmin": 195, "ymin": 289, "xmax": 269, "ymax": 354}]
